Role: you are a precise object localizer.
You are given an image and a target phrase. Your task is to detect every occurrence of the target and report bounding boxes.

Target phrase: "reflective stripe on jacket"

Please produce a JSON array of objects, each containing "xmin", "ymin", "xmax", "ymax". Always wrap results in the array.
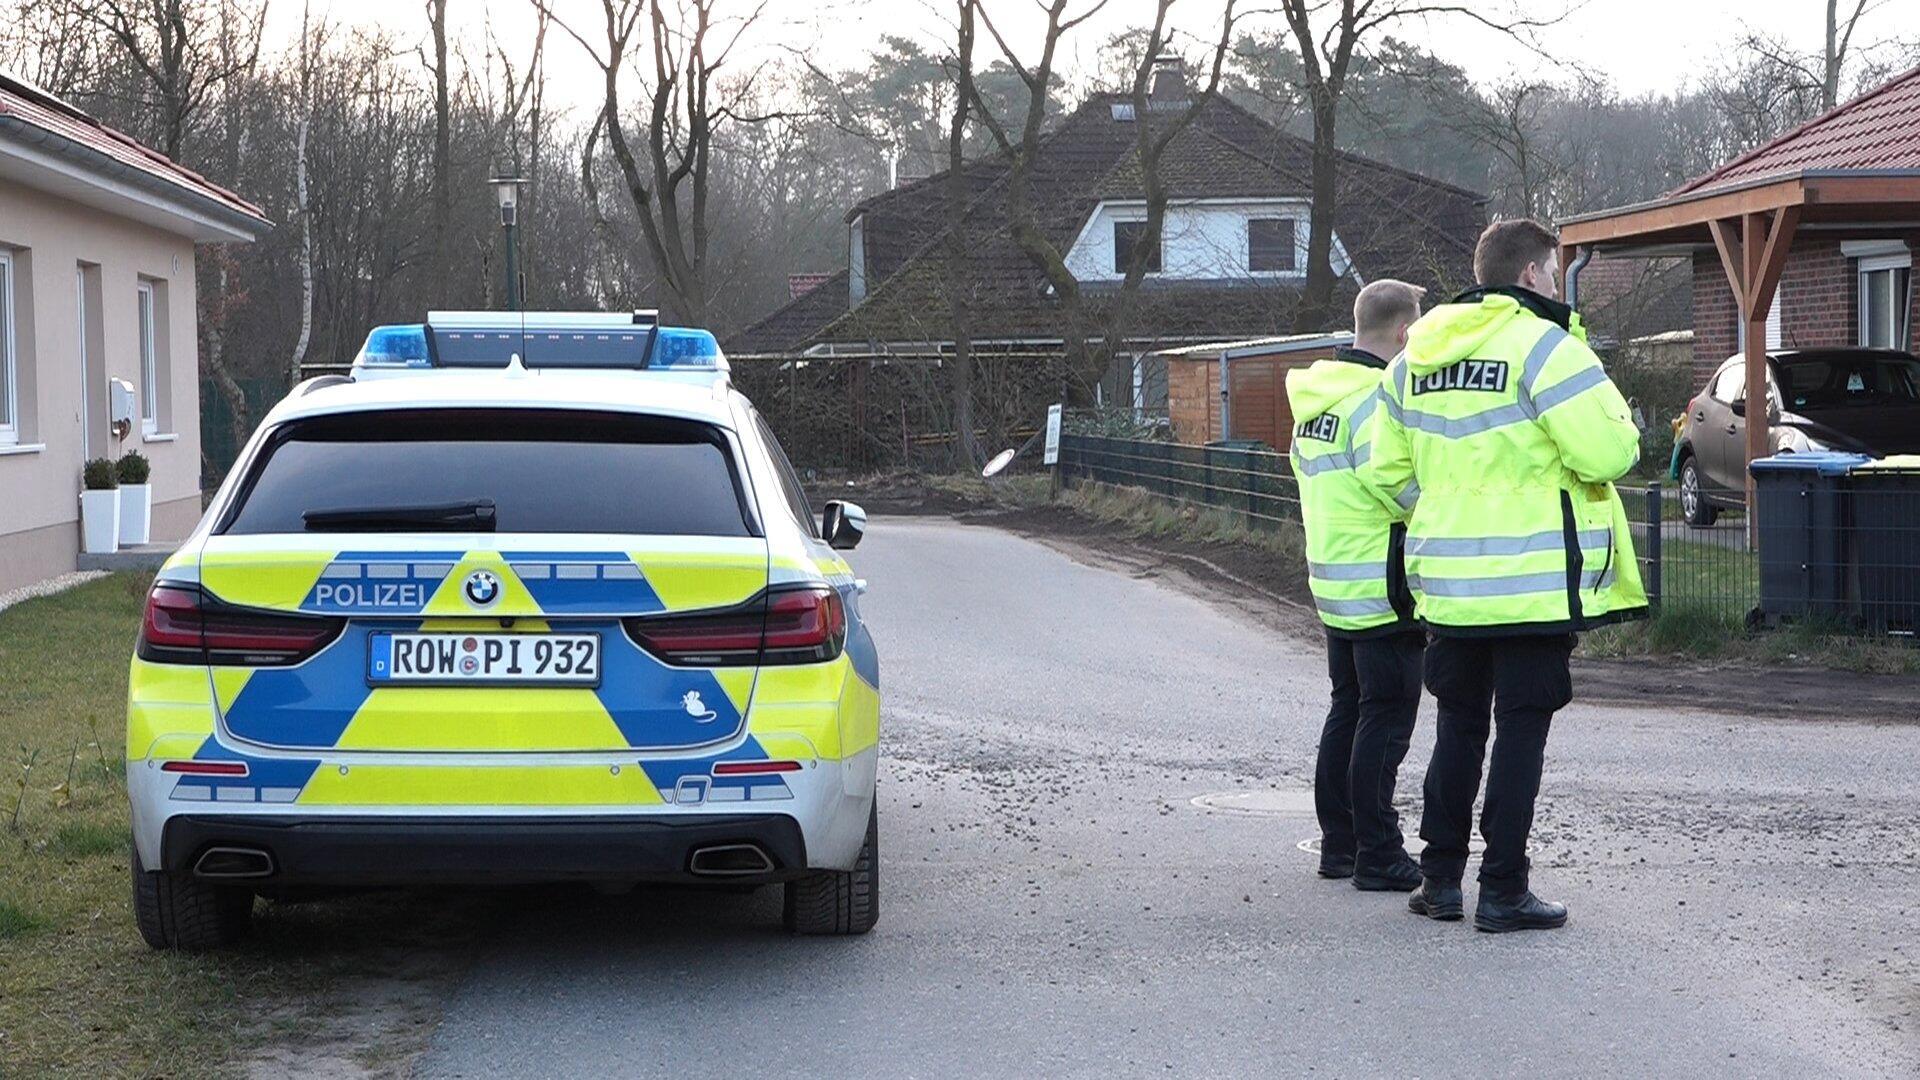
[
  {"xmin": 1285, "ymin": 348, "xmax": 1417, "ymax": 637},
  {"xmin": 1366, "ymin": 288, "xmax": 1649, "ymax": 635}
]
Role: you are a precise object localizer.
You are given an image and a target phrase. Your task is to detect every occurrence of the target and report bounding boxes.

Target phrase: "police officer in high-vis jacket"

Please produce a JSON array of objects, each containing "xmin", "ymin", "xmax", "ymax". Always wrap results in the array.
[
  {"xmin": 1369, "ymin": 219, "xmax": 1646, "ymax": 932},
  {"xmin": 1287, "ymin": 280, "xmax": 1428, "ymax": 892}
]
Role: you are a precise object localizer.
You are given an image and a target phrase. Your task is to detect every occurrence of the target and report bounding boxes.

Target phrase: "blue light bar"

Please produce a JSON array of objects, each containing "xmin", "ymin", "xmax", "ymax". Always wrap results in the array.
[
  {"xmin": 435, "ymin": 324, "xmax": 655, "ymax": 369},
  {"xmin": 359, "ymin": 324, "xmax": 432, "ymax": 368},
  {"xmin": 351, "ymin": 313, "xmax": 727, "ymax": 377},
  {"xmin": 649, "ymin": 327, "xmax": 724, "ymax": 370}
]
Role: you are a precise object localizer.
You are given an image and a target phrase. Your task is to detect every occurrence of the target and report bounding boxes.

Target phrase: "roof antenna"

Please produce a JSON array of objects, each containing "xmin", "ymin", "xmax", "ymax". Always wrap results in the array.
[{"xmin": 505, "ymin": 351, "xmax": 527, "ymax": 377}]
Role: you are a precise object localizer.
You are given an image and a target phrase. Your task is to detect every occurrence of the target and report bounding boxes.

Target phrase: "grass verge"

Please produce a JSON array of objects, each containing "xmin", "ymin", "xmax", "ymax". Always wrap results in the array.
[
  {"xmin": 1057, "ymin": 480, "xmax": 1306, "ymax": 563},
  {"xmin": 0, "ymin": 573, "xmax": 494, "ymax": 1076}
]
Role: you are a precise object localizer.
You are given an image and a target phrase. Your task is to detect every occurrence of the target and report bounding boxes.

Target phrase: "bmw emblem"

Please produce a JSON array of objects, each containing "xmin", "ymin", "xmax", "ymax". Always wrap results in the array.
[{"xmin": 464, "ymin": 570, "xmax": 501, "ymax": 608}]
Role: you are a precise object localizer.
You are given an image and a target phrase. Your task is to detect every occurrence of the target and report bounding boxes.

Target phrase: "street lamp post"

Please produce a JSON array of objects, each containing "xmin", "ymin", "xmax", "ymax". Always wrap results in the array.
[{"xmin": 489, "ymin": 175, "xmax": 528, "ymax": 310}]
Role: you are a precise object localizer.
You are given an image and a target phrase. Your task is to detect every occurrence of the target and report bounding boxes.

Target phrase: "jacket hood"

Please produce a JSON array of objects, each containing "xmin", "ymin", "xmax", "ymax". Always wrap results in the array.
[
  {"xmin": 1285, "ymin": 355, "xmax": 1387, "ymax": 421},
  {"xmin": 1404, "ymin": 290, "xmax": 1584, "ymax": 375}
]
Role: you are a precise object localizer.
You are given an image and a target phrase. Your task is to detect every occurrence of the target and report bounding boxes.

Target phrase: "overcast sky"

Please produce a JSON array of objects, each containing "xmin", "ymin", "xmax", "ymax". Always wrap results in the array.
[{"xmin": 290, "ymin": 0, "xmax": 1919, "ymax": 115}]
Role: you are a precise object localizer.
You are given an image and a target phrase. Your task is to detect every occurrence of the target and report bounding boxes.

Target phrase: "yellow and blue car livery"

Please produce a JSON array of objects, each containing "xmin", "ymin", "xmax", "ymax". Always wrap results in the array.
[{"xmin": 127, "ymin": 311, "xmax": 881, "ymax": 947}]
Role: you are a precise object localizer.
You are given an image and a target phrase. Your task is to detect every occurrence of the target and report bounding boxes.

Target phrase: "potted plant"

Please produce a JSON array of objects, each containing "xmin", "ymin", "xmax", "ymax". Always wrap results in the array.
[
  {"xmin": 115, "ymin": 450, "xmax": 152, "ymax": 546},
  {"xmin": 80, "ymin": 457, "xmax": 120, "ymax": 555}
]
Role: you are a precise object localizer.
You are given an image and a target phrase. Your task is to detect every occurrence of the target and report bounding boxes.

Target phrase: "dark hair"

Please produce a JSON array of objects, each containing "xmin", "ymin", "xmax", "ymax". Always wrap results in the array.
[{"xmin": 1473, "ymin": 218, "xmax": 1559, "ymax": 287}]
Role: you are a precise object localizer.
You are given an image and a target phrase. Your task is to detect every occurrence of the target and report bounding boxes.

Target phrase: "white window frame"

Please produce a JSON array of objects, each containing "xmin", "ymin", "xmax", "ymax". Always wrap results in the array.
[
  {"xmin": 0, "ymin": 250, "xmax": 16, "ymax": 445},
  {"xmin": 1857, "ymin": 251, "xmax": 1913, "ymax": 350},
  {"xmin": 137, "ymin": 281, "xmax": 157, "ymax": 435}
]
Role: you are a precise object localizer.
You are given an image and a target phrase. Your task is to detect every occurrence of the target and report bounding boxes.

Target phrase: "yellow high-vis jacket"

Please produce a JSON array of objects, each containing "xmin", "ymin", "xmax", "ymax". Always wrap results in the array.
[
  {"xmin": 1286, "ymin": 347, "xmax": 1418, "ymax": 637},
  {"xmin": 1367, "ymin": 288, "xmax": 1648, "ymax": 635}
]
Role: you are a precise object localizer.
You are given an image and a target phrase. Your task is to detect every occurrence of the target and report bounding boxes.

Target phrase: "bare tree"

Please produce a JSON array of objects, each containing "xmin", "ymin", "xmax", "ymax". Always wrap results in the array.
[
  {"xmin": 1272, "ymin": 1, "xmax": 1553, "ymax": 324},
  {"xmin": 942, "ymin": 0, "xmax": 985, "ymax": 469},
  {"xmin": 969, "ymin": 0, "xmax": 1239, "ymax": 389},
  {"xmin": 288, "ymin": 5, "xmax": 319, "ymax": 383},
  {"xmin": 545, "ymin": 0, "xmax": 775, "ymax": 323},
  {"xmin": 61, "ymin": 0, "xmax": 265, "ymax": 158},
  {"xmin": 0, "ymin": 3, "xmax": 100, "ymax": 95},
  {"xmin": 1444, "ymin": 79, "xmax": 1555, "ymax": 218},
  {"xmin": 1824, "ymin": 0, "xmax": 1874, "ymax": 109},
  {"xmin": 424, "ymin": 0, "xmax": 454, "ymax": 294}
]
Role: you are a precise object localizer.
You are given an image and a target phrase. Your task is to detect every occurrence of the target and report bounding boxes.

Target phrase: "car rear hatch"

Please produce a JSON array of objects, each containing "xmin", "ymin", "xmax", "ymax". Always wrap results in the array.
[{"xmin": 192, "ymin": 407, "xmax": 784, "ymax": 754}]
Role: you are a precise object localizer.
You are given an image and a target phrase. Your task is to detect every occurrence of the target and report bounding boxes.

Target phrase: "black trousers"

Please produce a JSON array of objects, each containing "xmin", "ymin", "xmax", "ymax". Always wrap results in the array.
[
  {"xmin": 1314, "ymin": 629, "xmax": 1425, "ymax": 871},
  {"xmin": 1417, "ymin": 633, "xmax": 1576, "ymax": 897}
]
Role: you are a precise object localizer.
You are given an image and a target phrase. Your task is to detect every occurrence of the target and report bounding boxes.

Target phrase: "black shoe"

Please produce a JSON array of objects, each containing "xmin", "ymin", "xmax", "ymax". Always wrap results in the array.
[
  {"xmin": 1352, "ymin": 857, "xmax": 1422, "ymax": 892},
  {"xmin": 1317, "ymin": 854, "xmax": 1355, "ymax": 879},
  {"xmin": 1474, "ymin": 891, "xmax": 1568, "ymax": 933},
  {"xmin": 1407, "ymin": 878, "xmax": 1464, "ymax": 921}
]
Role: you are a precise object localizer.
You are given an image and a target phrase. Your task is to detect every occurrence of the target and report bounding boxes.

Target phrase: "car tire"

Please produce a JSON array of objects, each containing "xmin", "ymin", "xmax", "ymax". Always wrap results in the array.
[
  {"xmin": 783, "ymin": 805, "xmax": 879, "ymax": 936},
  {"xmin": 131, "ymin": 843, "xmax": 253, "ymax": 951},
  {"xmin": 1679, "ymin": 454, "xmax": 1718, "ymax": 527}
]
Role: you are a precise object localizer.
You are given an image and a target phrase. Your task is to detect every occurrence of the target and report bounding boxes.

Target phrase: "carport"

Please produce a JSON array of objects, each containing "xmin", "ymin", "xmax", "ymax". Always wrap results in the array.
[{"xmin": 1560, "ymin": 65, "xmax": 1920, "ymax": 528}]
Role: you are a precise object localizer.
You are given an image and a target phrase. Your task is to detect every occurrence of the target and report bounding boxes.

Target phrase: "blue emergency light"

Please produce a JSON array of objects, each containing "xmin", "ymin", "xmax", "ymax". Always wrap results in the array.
[
  {"xmin": 359, "ymin": 324, "xmax": 433, "ymax": 368},
  {"xmin": 350, "ymin": 311, "xmax": 728, "ymax": 376}
]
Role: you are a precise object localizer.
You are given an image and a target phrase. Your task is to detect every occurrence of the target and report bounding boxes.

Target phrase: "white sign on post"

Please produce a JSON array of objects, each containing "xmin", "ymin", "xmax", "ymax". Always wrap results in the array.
[{"xmin": 1043, "ymin": 403, "xmax": 1063, "ymax": 466}]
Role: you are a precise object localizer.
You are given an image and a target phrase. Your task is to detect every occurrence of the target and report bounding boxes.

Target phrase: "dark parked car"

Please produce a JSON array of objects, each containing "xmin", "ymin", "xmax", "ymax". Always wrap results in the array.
[{"xmin": 1675, "ymin": 348, "xmax": 1920, "ymax": 525}]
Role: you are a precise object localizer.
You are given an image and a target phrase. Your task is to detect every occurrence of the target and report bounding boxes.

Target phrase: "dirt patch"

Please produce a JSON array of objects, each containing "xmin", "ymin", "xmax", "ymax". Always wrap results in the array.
[{"xmin": 973, "ymin": 505, "xmax": 1920, "ymax": 725}]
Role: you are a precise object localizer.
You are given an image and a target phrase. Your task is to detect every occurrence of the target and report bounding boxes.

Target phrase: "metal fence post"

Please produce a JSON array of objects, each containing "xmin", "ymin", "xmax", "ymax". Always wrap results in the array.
[
  {"xmin": 1244, "ymin": 449, "xmax": 1259, "ymax": 529},
  {"xmin": 1645, "ymin": 481, "xmax": 1663, "ymax": 614}
]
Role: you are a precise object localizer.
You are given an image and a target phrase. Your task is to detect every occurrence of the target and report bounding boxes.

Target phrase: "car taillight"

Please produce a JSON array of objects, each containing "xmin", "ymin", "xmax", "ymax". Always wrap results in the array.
[
  {"xmin": 138, "ymin": 584, "xmax": 343, "ymax": 666},
  {"xmin": 626, "ymin": 586, "xmax": 845, "ymax": 667}
]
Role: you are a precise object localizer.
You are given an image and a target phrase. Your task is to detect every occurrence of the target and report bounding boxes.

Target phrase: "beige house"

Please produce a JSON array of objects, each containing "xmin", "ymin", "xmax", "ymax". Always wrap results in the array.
[{"xmin": 0, "ymin": 74, "xmax": 269, "ymax": 592}]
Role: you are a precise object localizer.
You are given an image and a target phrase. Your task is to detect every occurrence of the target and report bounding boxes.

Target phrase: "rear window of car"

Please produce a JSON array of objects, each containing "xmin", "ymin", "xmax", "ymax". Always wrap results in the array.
[
  {"xmin": 1781, "ymin": 358, "xmax": 1920, "ymax": 408},
  {"xmin": 222, "ymin": 409, "xmax": 754, "ymax": 536}
]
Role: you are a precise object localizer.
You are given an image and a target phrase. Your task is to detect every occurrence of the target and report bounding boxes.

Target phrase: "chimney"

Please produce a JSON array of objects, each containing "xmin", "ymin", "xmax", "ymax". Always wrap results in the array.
[{"xmin": 1149, "ymin": 55, "xmax": 1188, "ymax": 102}]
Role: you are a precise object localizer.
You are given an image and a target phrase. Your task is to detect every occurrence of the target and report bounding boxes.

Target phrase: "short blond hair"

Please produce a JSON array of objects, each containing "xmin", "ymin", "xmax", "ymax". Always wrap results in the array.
[{"xmin": 1353, "ymin": 279, "xmax": 1425, "ymax": 337}]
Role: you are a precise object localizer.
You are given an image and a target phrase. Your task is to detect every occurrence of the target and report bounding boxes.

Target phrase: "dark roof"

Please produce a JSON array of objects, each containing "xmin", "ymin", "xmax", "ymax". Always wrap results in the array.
[
  {"xmin": 1674, "ymin": 65, "xmax": 1920, "ymax": 196},
  {"xmin": 729, "ymin": 269, "xmax": 851, "ymax": 354},
  {"xmin": 0, "ymin": 72, "xmax": 270, "ymax": 228},
  {"xmin": 728, "ymin": 90, "xmax": 1485, "ymax": 354}
]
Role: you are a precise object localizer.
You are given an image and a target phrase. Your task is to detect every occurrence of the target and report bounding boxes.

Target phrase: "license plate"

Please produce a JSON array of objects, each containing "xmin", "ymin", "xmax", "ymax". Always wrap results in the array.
[{"xmin": 368, "ymin": 632, "xmax": 601, "ymax": 686}]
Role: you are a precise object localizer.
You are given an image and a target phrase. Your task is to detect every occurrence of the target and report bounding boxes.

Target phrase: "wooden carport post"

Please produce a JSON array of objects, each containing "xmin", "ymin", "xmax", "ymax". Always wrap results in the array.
[{"xmin": 1705, "ymin": 206, "xmax": 1800, "ymax": 545}]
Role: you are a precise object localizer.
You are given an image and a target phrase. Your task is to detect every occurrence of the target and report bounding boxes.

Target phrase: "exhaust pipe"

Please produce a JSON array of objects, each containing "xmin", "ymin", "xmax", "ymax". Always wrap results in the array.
[
  {"xmin": 193, "ymin": 846, "xmax": 275, "ymax": 879},
  {"xmin": 687, "ymin": 843, "xmax": 775, "ymax": 877}
]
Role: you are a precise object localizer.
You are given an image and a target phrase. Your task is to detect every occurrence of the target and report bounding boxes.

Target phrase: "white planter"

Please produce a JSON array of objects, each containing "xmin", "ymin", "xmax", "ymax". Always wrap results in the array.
[
  {"xmin": 118, "ymin": 484, "xmax": 152, "ymax": 546},
  {"xmin": 81, "ymin": 490, "xmax": 120, "ymax": 554}
]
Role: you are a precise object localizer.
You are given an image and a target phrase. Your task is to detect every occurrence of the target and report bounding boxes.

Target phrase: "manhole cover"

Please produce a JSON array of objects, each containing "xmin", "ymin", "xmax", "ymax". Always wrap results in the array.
[{"xmin": 1191, "ymin": 790, "xmax": 1318, "ymax": 816}]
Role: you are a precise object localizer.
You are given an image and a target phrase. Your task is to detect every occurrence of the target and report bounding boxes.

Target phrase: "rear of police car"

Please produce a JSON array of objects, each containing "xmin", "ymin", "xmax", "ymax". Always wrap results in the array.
[{"xmin": 126, "ymin": 313, "xmax": 879, "ymax": 949}]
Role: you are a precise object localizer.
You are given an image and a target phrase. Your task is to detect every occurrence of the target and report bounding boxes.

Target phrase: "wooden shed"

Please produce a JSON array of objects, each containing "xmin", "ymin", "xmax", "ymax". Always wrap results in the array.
[{"xmin": 1156, "ymin": 332, "xmax": 1352, "ymax": 448}]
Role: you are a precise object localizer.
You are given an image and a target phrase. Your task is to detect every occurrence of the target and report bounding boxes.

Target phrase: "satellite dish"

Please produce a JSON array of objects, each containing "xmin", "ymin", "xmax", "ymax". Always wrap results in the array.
[{"xmin": 981, "ymin": 448, "xmax": 1018, "ymax": 478}]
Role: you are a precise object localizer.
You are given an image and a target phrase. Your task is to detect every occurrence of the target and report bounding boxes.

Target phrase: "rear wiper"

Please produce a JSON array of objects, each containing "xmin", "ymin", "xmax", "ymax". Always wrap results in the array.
[{"xmin": 302, "ymin": 499, "xmax": 496, "ymax": 532}]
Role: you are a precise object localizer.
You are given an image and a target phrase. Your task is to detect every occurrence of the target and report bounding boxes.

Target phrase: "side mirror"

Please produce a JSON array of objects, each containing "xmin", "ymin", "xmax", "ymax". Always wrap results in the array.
[
  {"xmin": 1729, "ymin": 398, "xmax": 1746, "ymax": 418},
  {"xmin": 821, "ymin": 500, "xmax": 866, "ymax": 550}
]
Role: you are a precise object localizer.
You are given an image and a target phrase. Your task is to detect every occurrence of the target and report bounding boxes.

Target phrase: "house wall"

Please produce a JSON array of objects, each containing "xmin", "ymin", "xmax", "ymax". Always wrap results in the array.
[
  {"xmin": 0, "ymin": 182, "xmax": 203, "ymax": 592},
  {"xmin": 1690, "ymin": 234, "xmax": 1920, "ymax": 390},
  {"xmin": 1064, "ymin": 198, "xmax": 1353, "ymax": 284}
]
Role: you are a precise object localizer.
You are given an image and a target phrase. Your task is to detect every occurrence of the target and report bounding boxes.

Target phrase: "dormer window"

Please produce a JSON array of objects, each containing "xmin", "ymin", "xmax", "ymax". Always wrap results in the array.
[
  {"xmin": 848, "ymin": 214, "xmax": 867, "ymax": 306},
  {"xmin": 1113, "ymin": 221, "xmax": 1161, "ymax": 274},
  {"xmin": 1248, "ymin": 218, "xmax": 1296, "ymax": 272}
]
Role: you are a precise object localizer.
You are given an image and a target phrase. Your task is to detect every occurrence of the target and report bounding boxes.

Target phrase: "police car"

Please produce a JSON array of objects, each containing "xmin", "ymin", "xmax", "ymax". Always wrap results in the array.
[{"xmin": 126, "ymin": 312, "xmax": 880, "ymax": 949}]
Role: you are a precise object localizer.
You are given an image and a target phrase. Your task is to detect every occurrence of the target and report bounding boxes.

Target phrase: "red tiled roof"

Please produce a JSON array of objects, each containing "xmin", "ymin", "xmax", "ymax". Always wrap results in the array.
[
  {"xmin": 0, "ymin": 72, "xmax": 269, "ymax": 224},
  {"xmin": 1675, "ymin": 65, "xmax": 1920, "ymax": 196}
]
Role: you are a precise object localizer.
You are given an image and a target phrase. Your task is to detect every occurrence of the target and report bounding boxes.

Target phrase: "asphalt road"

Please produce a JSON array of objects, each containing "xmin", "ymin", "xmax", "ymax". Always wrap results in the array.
[{"xmin": 417, "ymin": 516, "xmax": 1918, "ymax": 1079}]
